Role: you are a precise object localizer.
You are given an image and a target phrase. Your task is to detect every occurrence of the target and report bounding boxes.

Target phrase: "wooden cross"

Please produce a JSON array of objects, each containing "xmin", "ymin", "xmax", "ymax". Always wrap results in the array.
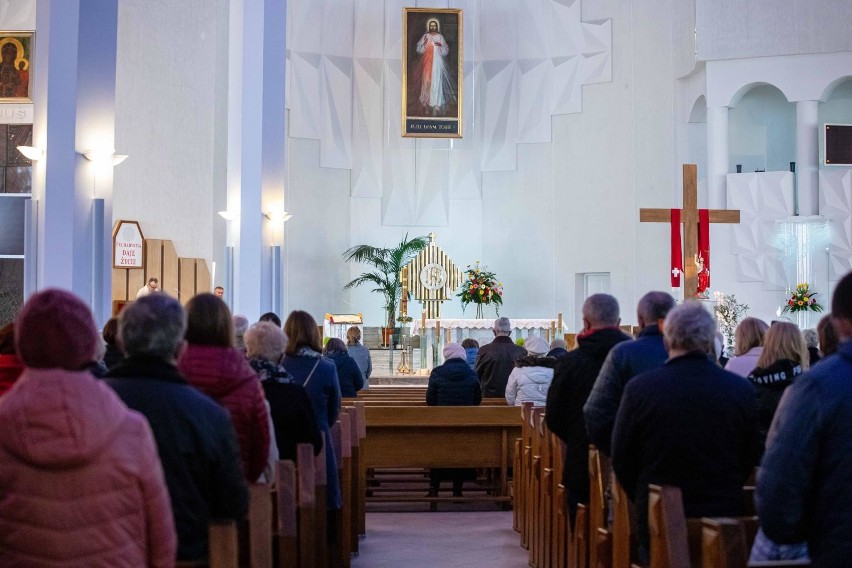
[{"xmin": 639, "ymin": 164, "xmax": 740, "ymax": 296}]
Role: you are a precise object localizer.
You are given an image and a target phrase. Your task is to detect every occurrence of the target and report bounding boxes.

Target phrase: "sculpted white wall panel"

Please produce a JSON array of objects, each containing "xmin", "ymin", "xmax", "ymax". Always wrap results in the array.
[
  {"xmin": 382, "ymin": 148, "xmax": 417, "ymax": 225},
  {"xmin": 322, "ymin": 0, "xmax": 353, "ymax": 58},
  {"xmin": 726, "ymin": 172, "xmax": 794, "ymax": 290},
  {"xmin": 480, "ymin": 60, "xmax": 518, "ymax": 172},
  {"xmin": 819, "ymin": 170, "xmax": 852, "ymax": 279},
  {"xmin": 549, "ymin": 0, "xmax": 583, "ymax": 58},
  {"xmin": 383, "ymin": 0, "xmax": 405, "ymax": 59},
  {"xmin": 517, "ymin": 58, "xmax": 552, "ymax": 144},
  {"xmin": 479, "ymin": 0, "xmax": 515, "ymax": 62},
  {"xmin": 517, "ymin": 0, "xmax": 550, "ymax": 60},
  {"xmin": 319, "ymin": 55, "xmax": 353, "ymax": 169},
  {"xmin": 351, "ymin": 58, "xmax": 384, "ymax": 198},
  {"xmin": 288, "ymin": 52, "xmax": 322, "ymax": 140},
  {"xmin": 354, "ymin": 0, "xmax": 385, "ymax": 59},
  {"xmin": 290, "ymin": 0, "xmax": 322, "ymax": 54},
  {"xmin": 414, "ymin": 149, "xmax": 450, "ymax": 226}
]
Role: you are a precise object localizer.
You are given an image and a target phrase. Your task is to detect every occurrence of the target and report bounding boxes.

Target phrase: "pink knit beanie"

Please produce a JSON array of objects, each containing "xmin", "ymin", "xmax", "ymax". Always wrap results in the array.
[
  {"xmin": 443, "ymin": 342, "xmax": 466, "ymax": 361},
  {"xmin": 15, "ymin": 288, "xmax": 99, "ymax": 370}
]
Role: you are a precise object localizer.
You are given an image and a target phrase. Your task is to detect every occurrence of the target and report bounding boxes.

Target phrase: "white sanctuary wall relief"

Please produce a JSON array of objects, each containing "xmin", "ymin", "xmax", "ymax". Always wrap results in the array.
[{"xmin": 285, "ymin": 0, "xmax": 611, "ymax": 227}]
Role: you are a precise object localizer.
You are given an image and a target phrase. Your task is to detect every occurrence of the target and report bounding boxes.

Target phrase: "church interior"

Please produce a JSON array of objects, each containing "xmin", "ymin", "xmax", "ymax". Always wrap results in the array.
[{"xmin": 1, "ymin": 0, "xmax": 852, "ymax": 566}]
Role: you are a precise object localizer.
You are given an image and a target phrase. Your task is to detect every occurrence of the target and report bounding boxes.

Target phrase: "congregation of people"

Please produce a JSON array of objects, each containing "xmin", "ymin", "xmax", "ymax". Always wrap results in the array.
[{"xmin": 2, "ymin": 269, "xmax": 852, "ymax": 566}]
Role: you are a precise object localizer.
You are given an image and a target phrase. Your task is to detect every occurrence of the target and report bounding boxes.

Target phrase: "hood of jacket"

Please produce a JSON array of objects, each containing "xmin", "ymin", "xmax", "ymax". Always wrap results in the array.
[
  {"xmin": 178, "ymin": 343, "xmax": 256, "ymax": 398},
  {"xmin": 0, "ymin": 368, "xmax": 128, "ymax": 468},
  {"xmin": 748, "ymin": 358, "xmax": 803, "ymax": 389},
  {"xmin": 516, "ymin": 364, "xmax": 554, "ymax": 384},
  {"xmin": 577, "ymin": 327, "xmax": 631, "ymax": 358},
  {"xmin": 515, "ymin": 354, "xmax": 559, "ymax": 369}
]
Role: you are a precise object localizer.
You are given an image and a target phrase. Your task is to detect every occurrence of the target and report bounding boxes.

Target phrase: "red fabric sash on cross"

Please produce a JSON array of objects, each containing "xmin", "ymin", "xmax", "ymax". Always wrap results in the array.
[
  {"xmin": 670, "ymin": 209, "xmax": 682, "ymax": 287},
  {"xmin": 698, "ymin": 208, "xmax": 710, "ymax": 287}
]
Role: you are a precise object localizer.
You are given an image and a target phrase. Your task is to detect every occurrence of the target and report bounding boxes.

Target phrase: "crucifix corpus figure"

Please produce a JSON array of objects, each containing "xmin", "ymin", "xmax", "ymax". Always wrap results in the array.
[{"xmin": 639, "ymin": 164, "xmax": 740, "ymax": 298}]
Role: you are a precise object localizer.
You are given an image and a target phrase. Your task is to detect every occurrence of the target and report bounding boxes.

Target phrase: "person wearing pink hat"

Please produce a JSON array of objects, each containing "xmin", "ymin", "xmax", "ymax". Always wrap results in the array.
[
  {"xmin": 0, "ymin": 288, "xmax": 176, "ymax": 567},
  {"xmin": 425, "ymin": 342, "xmax": 482, "ymax": 498}
]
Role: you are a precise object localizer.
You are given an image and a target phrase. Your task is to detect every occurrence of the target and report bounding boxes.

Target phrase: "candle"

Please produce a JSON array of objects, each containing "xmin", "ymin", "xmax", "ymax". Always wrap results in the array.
[
  {"xmin": 557, "ymin": 312, "xmax": 563, "ymax": 332},
  {"xmin": 421, "ymin": 310, "xmax": 426, "ymax": 332}
]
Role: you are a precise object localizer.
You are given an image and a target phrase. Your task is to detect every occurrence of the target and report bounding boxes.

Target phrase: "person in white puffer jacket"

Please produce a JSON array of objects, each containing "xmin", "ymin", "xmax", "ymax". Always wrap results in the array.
[{"xmin": 505, "ymin": 335, "xmax": 558, "ymax": 406}]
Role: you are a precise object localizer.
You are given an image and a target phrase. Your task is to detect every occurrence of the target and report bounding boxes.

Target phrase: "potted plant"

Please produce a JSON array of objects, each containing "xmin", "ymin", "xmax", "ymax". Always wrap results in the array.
[{"xmin": 342, "ymin": 233, "xmax": 428, "ymax": 347}]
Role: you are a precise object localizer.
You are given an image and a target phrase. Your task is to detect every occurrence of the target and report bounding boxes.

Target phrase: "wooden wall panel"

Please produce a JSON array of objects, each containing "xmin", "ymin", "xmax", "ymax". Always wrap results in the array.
[
  {"xmin": 178, "ymin": 257, "xmax": 196, "ymax": 305},
  {"xmin": 162, "ymin": 241, "xmax": 179, "ymax": 300},
  {"xmin": 145, "ymin": 239, "xmax": 163, "ymax": 283},
  {"xmin": 112, "ymin": 268, "xmax": 128, "ymax": 302},
  {"xmin": 127, "ymin": 268, "xmax": 145, "ymax": 299},
  {"xmin": 195, "ymin": 259, "xmax": 211, "ymax": 294}
]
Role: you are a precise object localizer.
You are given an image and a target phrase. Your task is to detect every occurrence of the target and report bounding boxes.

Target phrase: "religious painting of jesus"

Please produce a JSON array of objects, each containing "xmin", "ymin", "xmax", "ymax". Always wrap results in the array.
[
  {"xmin": 0, "ymin": 32, "xmax": 33, "ymax": 103},
  {"xmin": 401, "ymin": 8, "xmax": 462, "ymax": 138}
]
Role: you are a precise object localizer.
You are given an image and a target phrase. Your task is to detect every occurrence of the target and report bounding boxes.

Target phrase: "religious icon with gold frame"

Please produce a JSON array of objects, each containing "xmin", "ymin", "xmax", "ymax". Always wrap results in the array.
[
  {"xmin": 0, "ymin": 32, "xmax": 33, "ymax": 102},
  {"xmin": 401, "ymin": 8, "xmax": 462, "ymax": 138}
]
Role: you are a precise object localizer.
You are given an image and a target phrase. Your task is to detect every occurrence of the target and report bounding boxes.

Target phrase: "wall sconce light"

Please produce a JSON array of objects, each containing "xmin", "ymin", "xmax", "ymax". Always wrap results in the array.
[
  {"xmin": 17, "ymin": 145, "xmax": 43, "ymax": 160},
  {"xmin": 263, "ymin": 211, "xmax": 293, "ymax": 222},
  {"xmin": 81, "ymin": 149, "xmax": 129, "ymax": 166},
  {"xmin": 218, "ymin": 210, "xmax": 237, "ymax": 221}
]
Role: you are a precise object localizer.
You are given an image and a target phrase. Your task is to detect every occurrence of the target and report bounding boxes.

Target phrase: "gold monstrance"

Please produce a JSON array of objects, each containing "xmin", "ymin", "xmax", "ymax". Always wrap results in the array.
[{"xmin": 401, "ymin": 233, "xmax": 463, "ymax": 320}]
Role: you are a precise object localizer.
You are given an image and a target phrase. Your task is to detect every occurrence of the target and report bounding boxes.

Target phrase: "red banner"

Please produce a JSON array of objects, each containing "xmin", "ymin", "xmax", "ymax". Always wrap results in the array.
[
  {"xmin": 671, "ymin": 209, "xmax": 682, "ymax": 287},
  {"xmin": 697, "ymin": 208, "xmax": 710, "ymax": 292}
]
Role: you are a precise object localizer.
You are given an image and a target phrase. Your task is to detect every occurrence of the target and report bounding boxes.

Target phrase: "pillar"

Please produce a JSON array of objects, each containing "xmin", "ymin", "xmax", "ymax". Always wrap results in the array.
[
  {"xmin": 706, "ymin": 105, "xmax": 729, "ymax": 209},
  {"xmin": 796, "ymin": 100, "xmax": 820, "ymax": 216},
  {"xmin": 32, "ymin": 0, "xmax": 118, "ymax": 325},
  {"xmin": 226, "ymin": 0, "xmax": 287, "ymax": 320}
]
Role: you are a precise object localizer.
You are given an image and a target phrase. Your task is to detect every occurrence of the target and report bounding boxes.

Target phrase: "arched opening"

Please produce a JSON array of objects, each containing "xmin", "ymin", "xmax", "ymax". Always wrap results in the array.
[{"xmin": 728, "ymin": 84, "xmax": 795, "ymax": 173}]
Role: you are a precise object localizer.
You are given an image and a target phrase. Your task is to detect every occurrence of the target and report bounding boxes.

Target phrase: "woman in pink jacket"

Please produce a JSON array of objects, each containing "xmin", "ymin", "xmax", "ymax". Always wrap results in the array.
[
  {"xmin": 0, "ymin": 289, "xmax": 176, "ymax": 567},
  {"xmin": 178, "ymin": 293, "xmax": 270, "ymax": 482}
]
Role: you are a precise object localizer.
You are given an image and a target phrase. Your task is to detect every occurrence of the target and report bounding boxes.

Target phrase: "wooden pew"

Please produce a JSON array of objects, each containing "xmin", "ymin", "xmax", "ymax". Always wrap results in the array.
[
  {"xmin": 248, "ymin": 484, "xmax": 273, "ymax": 568},
  {"xmin": 701, "ymin": 518, "xmax": 811, "ymax": 568},
  {"xmin": 589, "ymin": 447, "xmax": 612, "ymax": 568},
  {"xmin": 611, "ymin": 473, "xmax": 636, "ymax": 568},
  {"xmin": 342, "ymin": 397, "xmax": 508, "ymax": 406},
  {"xmin": 333, "ymin": 414, "xmax": 353, "ymax": 568},
  {"xmin": 175, "ymin": 521, "xmax": 240, "ymax": 568},
  {"xmin": 276, "ymin": 461, "xmax": 298, "ymax": 568},
  {"xmin": 514, "ymin": 402, "xmax": 534, "ymax": 540},
  {"xmin": 551, "ymin": 432, "xmax": 569, "ymax": 568},
  {"xmin": 361, "ymin": 405, "xmax": 521, "ymax": 504}
]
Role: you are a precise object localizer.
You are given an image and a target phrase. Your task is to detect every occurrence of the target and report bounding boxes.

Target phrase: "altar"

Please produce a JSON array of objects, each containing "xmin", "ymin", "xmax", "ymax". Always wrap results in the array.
[{"xmin": 411, "ymin": 317, "xmax": 563, "ymax": 370}]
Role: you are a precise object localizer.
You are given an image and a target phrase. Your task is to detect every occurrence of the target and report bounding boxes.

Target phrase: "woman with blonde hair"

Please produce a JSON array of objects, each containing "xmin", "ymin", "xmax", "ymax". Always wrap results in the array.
[
  {"xmin": 724, "ymin": 317, "xmax": 769, "ymax": 377},
  {"xmin": 747, "ymin": 321, "xmax": 808, "ymax": 452}
]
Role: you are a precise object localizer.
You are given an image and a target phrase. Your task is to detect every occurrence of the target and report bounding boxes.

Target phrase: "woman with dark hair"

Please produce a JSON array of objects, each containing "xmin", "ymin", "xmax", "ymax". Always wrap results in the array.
[
  {"xmin": 282, "ymin": 310, "xmax": 342, "ymax": 513},
  {"xmin": 0, "ymin": 323, "xmax": 23, "ymax": 397},
  {"xmin": 345, "ymin": 326, "xmax": 372, "ymax": 389},
  {"xmin": 101, "ymin": 317, "xmax": 124, "ymax": 370},
  {"xmin": 178, "ymin": 293, "xmax": 270, "ymax": 482},
  {"xmin": 817, "ymin": 314, "xmax": 839, "ymax": 357},
  {"xmin": 323, "ymin": 338, "xmax": 364, "ymax": 397}
]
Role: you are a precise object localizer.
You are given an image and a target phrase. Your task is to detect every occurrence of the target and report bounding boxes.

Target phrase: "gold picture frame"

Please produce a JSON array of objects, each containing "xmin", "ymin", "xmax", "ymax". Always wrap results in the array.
[
  {"xmin": 0, "ymin": 31, "xmax": 33, "ymax": 103},
  {"xmin": 401, "ymin": 8, "xmax": 463, "ymax": 138}
]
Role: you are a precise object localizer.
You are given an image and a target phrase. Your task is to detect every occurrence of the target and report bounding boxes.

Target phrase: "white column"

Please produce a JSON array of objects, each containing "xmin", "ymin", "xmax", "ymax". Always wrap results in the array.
[
  {"xmin": 227, "ymin": 0, "xmax": 287, "ymax": 320},
  {"xmin": 796, "ymin": 100, "xmax": 820, "ymax": 216},
  {"xmin": 706, "ymin": 105, "xmax": 729, "ymax": 209},
  {"xmin": 32, "ymin": 0, "xmax": 118, "ymax": 325}
]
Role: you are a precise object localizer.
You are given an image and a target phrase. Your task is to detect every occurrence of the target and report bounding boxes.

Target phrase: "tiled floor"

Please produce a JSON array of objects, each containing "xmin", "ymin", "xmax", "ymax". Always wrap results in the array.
[{"xmin": 351, "ymin": 511, "xmax": 530, "ymax": 568}]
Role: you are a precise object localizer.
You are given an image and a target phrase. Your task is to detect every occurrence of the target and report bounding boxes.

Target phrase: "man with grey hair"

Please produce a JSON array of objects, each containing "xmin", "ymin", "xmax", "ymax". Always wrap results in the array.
[
  {"xmin": 474, "ymin": 316, "xmax": 527, "ymax": 397},
  {"xmin": 584, "ymin": 291, "xmax": 675, "ymax": 456},
  {"xmin": 545, "ymin": 293, "xmax": 631, "ymax": 526},
  {"xmin": 104, "ymin": 294, "xmax": 248, "ymax": 562},
  {"xmin": 611, "ymin": 301, "xmax": 759, "ymax": 562}
]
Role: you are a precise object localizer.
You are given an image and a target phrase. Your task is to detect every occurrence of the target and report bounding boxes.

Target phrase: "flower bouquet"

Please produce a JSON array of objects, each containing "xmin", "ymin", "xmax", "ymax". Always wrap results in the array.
[
  {"xmin": 782, "ymin": 282, "xmax": 824, "ymax": 314},
  {"xmin": 714, "ymin": 293, "xmax": 749, "ymax": 353},
  {"xmin": 457, "ymin": 261, "xmax": 503, "ymax": 318}
]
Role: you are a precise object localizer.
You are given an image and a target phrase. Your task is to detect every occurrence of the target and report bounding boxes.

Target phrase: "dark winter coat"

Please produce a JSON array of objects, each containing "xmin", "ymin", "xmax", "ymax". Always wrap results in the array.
[
  {"xmin": 583, "ymin": 324, "xmax": 669, "ymax": 456},
  {"xmin": 103, "ymin": 343, "xmax": 124, "ymax": 370},
  {"xmin": 612, "ymin": 351, "xmax": 759, "ymax": 556},
  {"xmin": 545, "ymin": 327, "xmax": 631, "ymax": 505},
  {"xmin": 249, "ymin": 358, "xmax": 324, "ymax": 462},
  {"xmin": 474, "ymin": 336, "xmax": 527, "ymax": 398},
  {"xmin": 282, "ymin": 351, "xmax": 342, "ymax": 509},
  {"xmin": 326, "ymin": 351, "xmax": 365, "ymax": 397},
  {"xmin": 747, "ymin": 358, "xmax": 803, "ymax": 453},
  {"xmin": 758, "ymin": 340, "xmax": 852, "ymax": 565},
  {"xmin": 427, "ymin": 358, "xmax": 482, "ymax": 406},
  {"xmin": 105, "ymin": 356, "xmax": 248, "ymax": 562}
]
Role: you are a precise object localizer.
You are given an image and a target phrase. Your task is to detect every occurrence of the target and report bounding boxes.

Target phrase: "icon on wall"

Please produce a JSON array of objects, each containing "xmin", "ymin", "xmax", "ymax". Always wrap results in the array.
[
  {"xmin": 401, "ymin": 8, "xmax": 462, "ymax": 138},
  {"xmin": 0, "ymin": 32, "xmax": 33, "ymax": 102}
]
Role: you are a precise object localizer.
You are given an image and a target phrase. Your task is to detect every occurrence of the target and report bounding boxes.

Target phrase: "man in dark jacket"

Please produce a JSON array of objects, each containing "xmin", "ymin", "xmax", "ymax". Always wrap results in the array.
[
  {"xmin": 104, "ymin": 295, "xmax": 248, "ymax": 562},
  {"xmin": 584, "ymin": 291, "xmax": 675, "ymax": 456},
  {"xmin": 427, "ymin": 343, "xmax": 482, "ymax": 496},
  {"xmin": 757, "ymin": 271, "xmax": 852, "ymax": 566},
  {"xmin": 612, "ymin": 302, "xmax": 759, "ymax": 563},
  {"xmin": 545, "ymin": 293, "xmax": 631, "ymax": 525},
  {"xmin": 474, "ymin": 317, "xmax": 526, "ymax": 397}
]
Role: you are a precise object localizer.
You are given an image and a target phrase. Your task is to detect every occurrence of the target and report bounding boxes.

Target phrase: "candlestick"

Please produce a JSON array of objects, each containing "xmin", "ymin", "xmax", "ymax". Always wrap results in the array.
[{"xmin": 557, "ymin": 312, "xmax": 563, "ymax": 333}]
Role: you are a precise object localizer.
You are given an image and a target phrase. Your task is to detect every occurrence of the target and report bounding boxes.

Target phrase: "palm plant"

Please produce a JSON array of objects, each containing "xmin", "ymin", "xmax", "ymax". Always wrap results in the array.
[{"xmin": 342, "ymin": 234, "xmax": 429, "ymax": 330}]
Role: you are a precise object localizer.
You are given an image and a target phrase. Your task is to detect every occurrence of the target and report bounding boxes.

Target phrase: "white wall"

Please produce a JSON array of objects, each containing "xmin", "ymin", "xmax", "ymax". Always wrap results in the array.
[
  {"xmin": 696, "ymin": 0, "xmax": 852, "ymax": 61},
  {"xmin": 113, "ymin": 0, "xmax": 229, "ymax": 277},
  {"xmin": 728, "ymin": 85, "xmax": 796, "ymax": 174}
]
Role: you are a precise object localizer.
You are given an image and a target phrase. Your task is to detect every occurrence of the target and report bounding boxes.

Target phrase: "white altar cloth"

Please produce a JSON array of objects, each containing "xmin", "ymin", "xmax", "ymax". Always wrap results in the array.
[{"xmin": 411, "ymin": 318, "xmax": 557, "ymax": 336}]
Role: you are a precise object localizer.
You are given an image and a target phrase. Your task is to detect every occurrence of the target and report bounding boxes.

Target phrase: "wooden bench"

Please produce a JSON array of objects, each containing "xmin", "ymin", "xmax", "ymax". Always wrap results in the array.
[
  {"xmin": 360, "ymin": 405, "xmax": 521, "ymax": 504},
  {"xmin": 343, "ymin": 397, "xmax": 508, "ymax": 406}
]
